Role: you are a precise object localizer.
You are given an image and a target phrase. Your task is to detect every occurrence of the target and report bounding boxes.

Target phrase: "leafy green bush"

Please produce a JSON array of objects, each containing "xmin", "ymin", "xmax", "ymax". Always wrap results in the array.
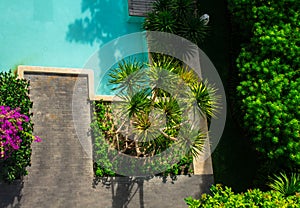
[
  {"xmin": 229, "ymin": 0, "xmax": 300, "ymax": 170},
  {"xmin": 91, "ymin": 101, "xmax": 117, "ymax": 177},
  {"xmin": 185, "ymin": 184, "xmax": 300, "ymax": 207},
  {"xmin": 0, "ymin": 71, "xmax": 36, "ymax": 182},
  {"xmin": 227, "ymin": 0, "xmax": 299, "ymax": 40}
]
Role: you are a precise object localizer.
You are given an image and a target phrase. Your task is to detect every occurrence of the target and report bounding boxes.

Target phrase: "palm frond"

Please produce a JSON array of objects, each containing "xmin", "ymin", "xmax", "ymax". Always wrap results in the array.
[
  {"xmin": 175, "ymin": 65, "xmax": 199, "ymax": 86},
  {"xmin": 190, "ymin": 80, "xmax": 220, "ymax": 118},
  {"xmin": 143, "ymin": 10, "xmax": 177, "ymax": 33},
  {"xmin": 152, "ymin": 0, "xmax": 173, "ymax": 12},
  {"xmin": 132, "ymin": 108, "xmax": 166, "ymax": 143},
  {"xmin": 108, "ymin": 59, "xmax": 145, "ymax": 93},
  {"xmin": 170, "ymin": 0, "xmax": 194, "ymax": 18},
  {"xmin": 177, "ymin": 124, "xmax": 205, "ymax": 158},
  {"xmin": 155, "ymin": 96, "xmax": 182, "ymax": 126},
  {"xmin": 178, "ymin": 14, "xmax": 209, "ymax": 45},
  {"xmin": 125, "ymin": 89, "xmax": 152, "ymax": 117},
  {"xmin": 150, "ymin": 55, "xmax": 181, "ymax": 72}
]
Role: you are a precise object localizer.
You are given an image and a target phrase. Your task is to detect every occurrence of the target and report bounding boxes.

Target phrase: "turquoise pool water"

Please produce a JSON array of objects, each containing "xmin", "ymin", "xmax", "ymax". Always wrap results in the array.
[{"xmin": 0, "ymin": 0, "xmax": 146, "ymax": 94}]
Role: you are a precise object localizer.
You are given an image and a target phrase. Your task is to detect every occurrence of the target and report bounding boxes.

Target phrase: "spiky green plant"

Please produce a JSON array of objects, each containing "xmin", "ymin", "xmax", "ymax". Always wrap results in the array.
[
  {"xmin": 144, "ymin": 10, "xmax": 177, "ymax": 33},
  {"xmin": 191, "ymin": 81, "xmax": 220, "ymax": 119},
  {"xmin": 268, "ymin": 172, "xmax": 300, "ymax": 196},
  {"xmin": 178, "ymin": 13, "xmax": 209, "ymax": 46},
  {"xmin": 143, "ymin": 0, "xmax": 208, "ymax": 46},
  {"xmin": 108, "ymin": 59, "xmax": 145, "ymax": 93},
  {"xmin": 109, "ymin": 58, "xmax": 219, "ymax": 158},
  {"xmin": 93, "ymin": 57, "xmax": 220, "ymax": 177}
]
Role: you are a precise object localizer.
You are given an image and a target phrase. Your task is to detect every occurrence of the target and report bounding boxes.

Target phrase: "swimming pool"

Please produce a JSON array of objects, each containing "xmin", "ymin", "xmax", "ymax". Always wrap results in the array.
[{"xmin": 0, "ymin": 0, "xmax": 146, "ymax": 94}]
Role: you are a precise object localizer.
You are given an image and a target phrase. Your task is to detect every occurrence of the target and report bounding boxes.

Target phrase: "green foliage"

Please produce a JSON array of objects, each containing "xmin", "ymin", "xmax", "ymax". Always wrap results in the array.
[
  {"xmin": 0, "ymin": 71, "xmax": 34, "ymax": 182},
  {"xmin": 91, "ymin": 100, "xmax": 117, "ymax": 177},
  {"xmin": 185, "ymin": 184, "xmax": 300, "ymax": 207},
  {"xmin": 162, "ymin": 154, "xmax": 193, "ymax": 178},
  {"xmin": 108, "ymin": 59, "xmax": 145, "ymax": 93},
  {"xmin": 268, "ymin": 172, "xmax": 300, "ymax": 196},
  {"xmin": 230, "ymin": 0, "xmax": 300, "ymax": 170},
  {"xmin": 92, "ymin": 57, "xmax": 219, "ymax": 178},
  {"xmin": 143, "ymin": 0, "xmax": 208, "ymax": 45},
  {"xmin": 185, "ymin": 196, "xmax": 201, "ymax": 208},
  {"xmin": 91, "ymin": 99, "xmax": 194, "ymax": 178},
  {"xmin": 227, "ymin": 0, "xmax": 299, "ymax": 40},
  {"xmin": 91, "ymin": 100, "xmax": 194, "ymax": 178}
]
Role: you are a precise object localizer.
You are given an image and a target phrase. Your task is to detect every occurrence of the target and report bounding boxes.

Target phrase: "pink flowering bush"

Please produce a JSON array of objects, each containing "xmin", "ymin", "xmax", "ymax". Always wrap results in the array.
[
  {"xmin": 0, "ymin": 106, "xmax": 41, "ymax": 159},
  {"xmin": 0, "ymin": 71, "xmax": 40, "ymax": 182}
]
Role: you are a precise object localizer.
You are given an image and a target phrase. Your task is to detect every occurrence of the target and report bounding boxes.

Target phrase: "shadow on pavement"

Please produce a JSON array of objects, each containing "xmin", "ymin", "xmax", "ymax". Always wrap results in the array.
[{"xmin": 0, "ymin": 180, "xmax": 23, "ymax": 208}]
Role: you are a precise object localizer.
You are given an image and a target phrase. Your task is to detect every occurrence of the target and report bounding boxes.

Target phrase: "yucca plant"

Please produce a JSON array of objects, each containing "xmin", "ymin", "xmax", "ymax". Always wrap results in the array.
[
  {"xmin": 178, "ymin": 13, "xmax": 209, "ymax": 46},
  {"xmin": 109, "ymin": 57, "xmax": 219, "ymax": 158},
  {"xmin": 93, "ymin": 57, "xmax": 220, "ymax": 176},
  {"xmin": 108, "ymin": 59, "xmax": 146, "ymax": 93},
  {"xmin": 144, "ymin": 10, "xmax": 177, "ymax": 34},
  {"xmin": 191, "ymin": 81, "xmax": 220, "ymax": 119},
  {"xmin": 152, "ymin": 0, "xmax": 173, "ymax": 11},
  {"xmin": 143, "ymin": 0, "xmax": 209, "ymax": 46},
  {"xmin": 268, "ymin": 172, "xmax": 300, "ymax": 196},
  {"xmin": 170, "ymin": 0, "xmax": 194, "ymax": 19}
]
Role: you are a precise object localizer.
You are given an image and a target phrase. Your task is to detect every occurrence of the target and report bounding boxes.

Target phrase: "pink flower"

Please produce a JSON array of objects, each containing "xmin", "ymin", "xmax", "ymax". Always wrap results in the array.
[
  {"xmin": 0, "ymin": 105, "xmax": 41, "ymax": 159},
  {"xmin": 34, "ymin": 136, "xmax": 42, "ymax": 143}
]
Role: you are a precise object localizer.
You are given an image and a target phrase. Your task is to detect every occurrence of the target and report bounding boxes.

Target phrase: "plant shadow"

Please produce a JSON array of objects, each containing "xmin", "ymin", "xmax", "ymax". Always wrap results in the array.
[
  {"xmin": 66, "ymin": 0, "xmax": 143, "ymax": 46},
  {"xmin": 111, "ymin": 177, "xmax": 145, "ymax": 208},
  {"xmin": 0, "ymin": 180, "xmax": 23, "ymax": 208},
  {"xmin": 93, "ymin": 176, "xmax": 147, "ymax": 208}
]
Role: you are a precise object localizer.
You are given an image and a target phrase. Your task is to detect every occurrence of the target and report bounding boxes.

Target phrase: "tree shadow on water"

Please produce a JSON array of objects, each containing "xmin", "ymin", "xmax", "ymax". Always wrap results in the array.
[
  {"xmin": 66, "ymin": 0, "xmax": 143, "ymax": 46},
  {"xmin": 0, "ymin": 180, "xmax": 23, "ymax": 208}
]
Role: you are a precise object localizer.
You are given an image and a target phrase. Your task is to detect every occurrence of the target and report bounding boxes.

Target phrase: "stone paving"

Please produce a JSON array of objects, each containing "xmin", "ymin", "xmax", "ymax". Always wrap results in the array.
[{"xmin": 0, "ymin": 69, "xmax": 213, "ymax": 208}]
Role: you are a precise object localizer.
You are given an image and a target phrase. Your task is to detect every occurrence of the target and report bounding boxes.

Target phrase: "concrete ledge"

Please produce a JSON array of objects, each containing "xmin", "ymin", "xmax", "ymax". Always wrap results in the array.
[
  {"xmin": 92, "ymin": 95, "xmax": 116, "ymax": 101},
  {"xmin": 18, "ymin": 65, "xmax": 95, "ymax": 100}
]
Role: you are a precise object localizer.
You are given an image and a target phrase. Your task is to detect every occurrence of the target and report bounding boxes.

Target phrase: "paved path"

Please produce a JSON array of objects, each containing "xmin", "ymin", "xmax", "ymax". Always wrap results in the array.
[
  {"xmin": 0, "ymin": 72, "xmax": 111, "ymax": 208},
  {"xmin": 18, "ymin": 73, "xmax": 107, "ymax": 207},
  {"xmin": 0, "ymin": 71, "xmax": 213, "ymax": 208}
]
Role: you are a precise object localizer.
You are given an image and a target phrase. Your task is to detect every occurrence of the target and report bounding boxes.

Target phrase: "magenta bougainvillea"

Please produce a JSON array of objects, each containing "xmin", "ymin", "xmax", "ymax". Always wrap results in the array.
[{"xmin": 0, "ymin": 106, "xmax": 41, "ymax": 159}]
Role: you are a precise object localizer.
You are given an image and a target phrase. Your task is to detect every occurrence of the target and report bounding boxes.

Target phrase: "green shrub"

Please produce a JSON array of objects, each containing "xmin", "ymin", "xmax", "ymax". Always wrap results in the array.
[
  {"xmin": 236, "ymin": 23, "xmax": 300, "ymax": 168},
  {"xmin": 185, "ymin": 184, "xmax": 300, "ymax": 207},
  {"xmin": 91, "ymin": 101, "xmax": 117, "ymax": 177},
  {"xmin": 229, "ymin": 0, "xmax": 300, "ymax": 171},
  {"xmin": 227, "ymin": 0, "xmax": 299, "ymax": 40},
  {"xmin": 0, "ymin": 71, "xmax": 35, "ymax": 182}
]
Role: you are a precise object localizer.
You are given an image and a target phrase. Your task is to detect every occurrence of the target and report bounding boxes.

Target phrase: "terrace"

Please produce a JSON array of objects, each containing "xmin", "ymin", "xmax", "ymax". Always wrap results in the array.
[
  {"xmin": 0, "ymin": 1, "xmax": 216, "ymax": 207},
  {"xmin": 2, "ymin": 0, "xmax": 297, "ymax": 207}
]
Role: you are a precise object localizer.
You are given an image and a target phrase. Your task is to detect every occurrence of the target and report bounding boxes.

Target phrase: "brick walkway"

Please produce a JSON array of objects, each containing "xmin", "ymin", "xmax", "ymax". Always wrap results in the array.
[
  {"xmin": 0, "ymin": 70, "xmax": 213, "ymax": 208},
  {"xmin": 17, "ymin": 73, "xmax": 107, "ymax": 207},
  {"xmin": 0, "ymin": 72, "xmax": 110, "ymax": 207}
]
